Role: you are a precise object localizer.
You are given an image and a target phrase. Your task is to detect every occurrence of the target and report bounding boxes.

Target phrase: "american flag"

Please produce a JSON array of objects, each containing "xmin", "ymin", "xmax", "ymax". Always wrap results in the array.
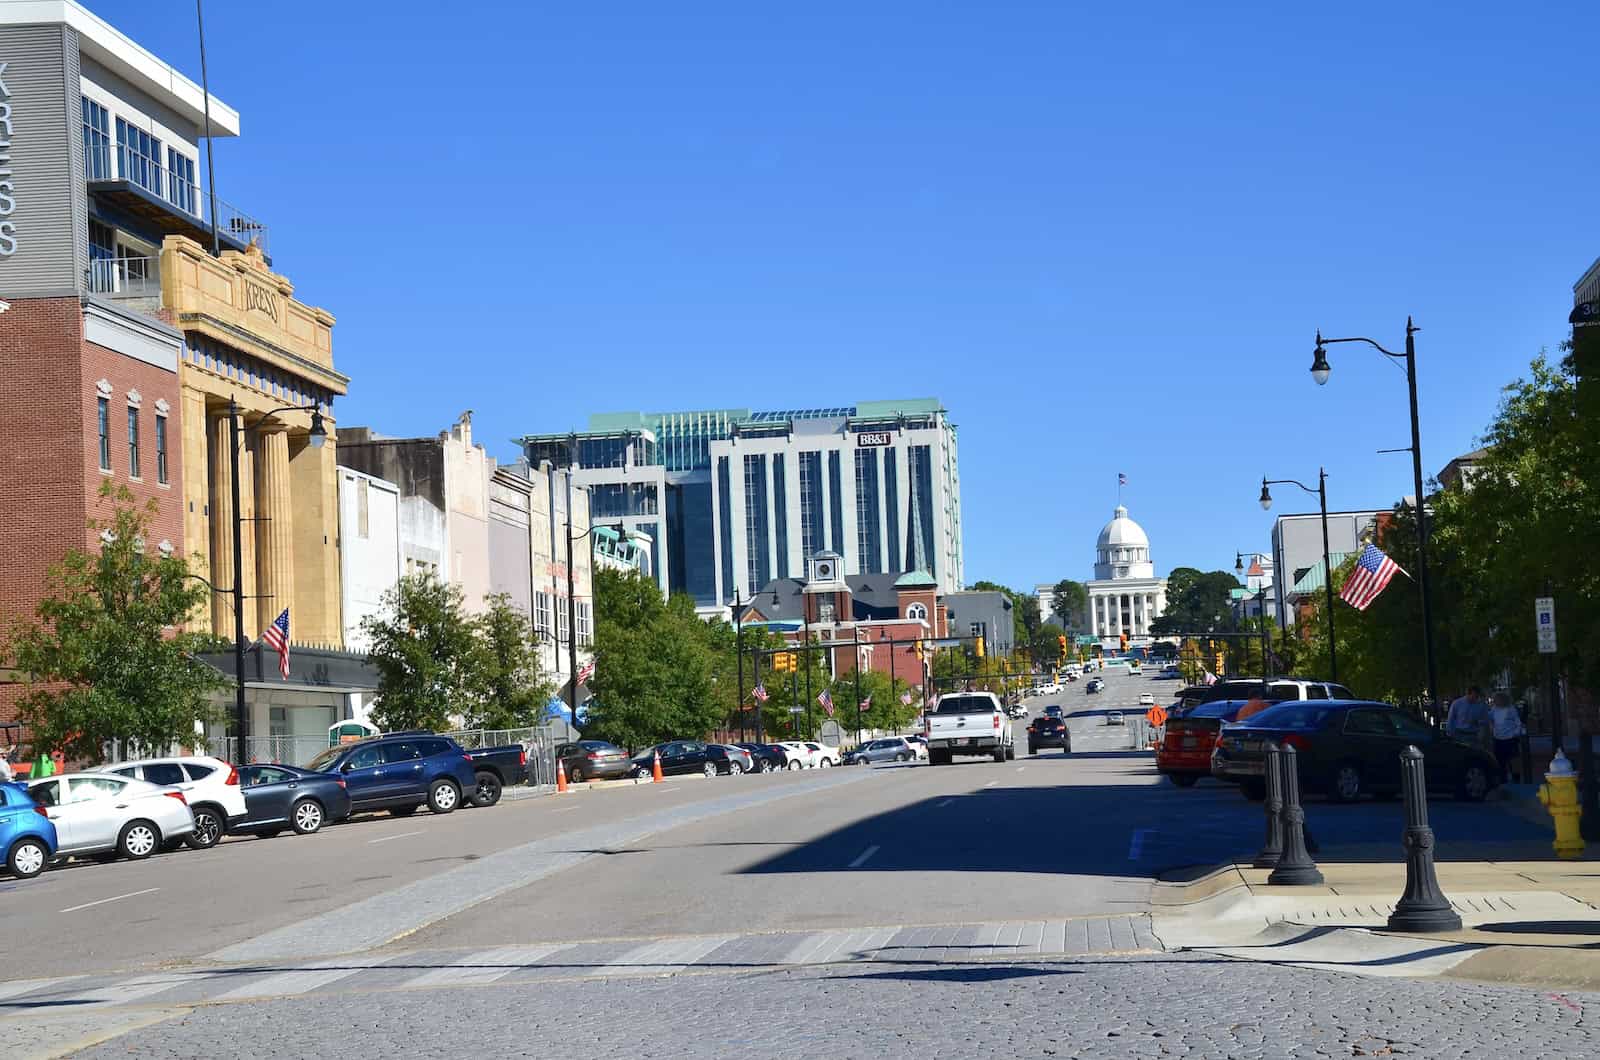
[
  {"xmin": 858, "ymin": 695, "xmax": 872, "ymax": 712},
  {"xmin": 1118, "ymin": 472, "xmax": 1128, "ymax": 486},
  {"xmin": 752, "ymin": 683, "xmax": 769, "ymax": 703},
  {"xmin": 260, "ymin": 608, "xmax": 290, "ymax": 678},
  {"xmin": 900, "ymin": 690, "xmax": 914, "ymax": 706},
  {"xmin": 1202, "ymin": 669, "xmax": 1218, "ymax": 686},
  {"xmin": 1340, "ymin": 543, "xmax": 1407, "ymax": 611},
  {"xmin": 577, "ymin": 658, "xmax": 596, "ymax": 685},
  {"xmin": 817, "ymin": 689, "xmax": 835, "ymax": 717}
]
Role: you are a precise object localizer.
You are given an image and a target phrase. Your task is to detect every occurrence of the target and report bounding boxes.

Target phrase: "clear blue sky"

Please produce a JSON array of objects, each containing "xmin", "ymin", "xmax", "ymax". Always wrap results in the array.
[{"xmin": 124, "ymin": 1, "xmax": 1593, "ymax": 591}]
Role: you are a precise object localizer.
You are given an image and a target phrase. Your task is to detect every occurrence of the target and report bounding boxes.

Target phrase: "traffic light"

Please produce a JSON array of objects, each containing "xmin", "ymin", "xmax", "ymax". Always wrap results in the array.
[
  {"xmin": 1214, "ymin": 651, "xmax": 1225, "ymax": 674},
  {"xmin": 773, "ymin": 651, "xmax": 796, "ymax": 672},
  {"xmin": 1057, "ymin": 635, "xmax": 1068, "ymax": 660},
  {"xmin": 975, "ymin": 635, "xmax": 985, "ymax": 658},
  {"xmin": 1119, "ymin": 632, "xmax": 1129, "ymax": 653}
]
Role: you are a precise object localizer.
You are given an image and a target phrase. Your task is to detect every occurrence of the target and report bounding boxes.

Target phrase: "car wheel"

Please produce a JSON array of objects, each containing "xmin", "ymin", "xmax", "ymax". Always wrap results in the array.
[
  {"xmin": 703, "ymin": 761, "xmax": 718, "ymax": 778},
  {"xmin": 992, "ymin": 745, "xmax": 1007, "ymax": 763},
  {"xmin": 1459, "ymin": 764, "xmax": 1491, "ymax": 802},
  {"xmin": 1330, "ymin": 762, "xmax": 1364, "ymax": 803},
  {"xmin": 118, "ymin": 820, "xmax": 160, "ymax": 860},
  {"xmin": 819, "ymin": 758, "xmax": 832, "ymax": 769},
  {"xmin": 896, "ymin": 752, "xmax": 910, "ymax": 763},
  {"xmin": 1170, "ymin": 774, "xmax": 1200, "ymax": 788},
  {"xmin": 472, "ymin": 771, "xmax": 504, "ymax": 807},
  {"xmin": 427, "ymin": 780, "xmax": 461, "ymax": 814},
  {"xmin": 729, "ymin": 761, "xmax": 745, "ymax": 775},
  {"xmin": 787, "ymin": 759, "xmax": 802, "ymax": 771},
  {"xmin": 1006, "ymin": 744, "xmax": 1016, "ymax": 760},
  {"xmin": 1241, "ymin": 779, "xmax": 1267, "ymax": 802},
  {"xmin": 291, "ymin": 799, "xmax": 326, "ymax": 835},
  {"xmin": 7, "ymin": 838, "xmax": 49, "ymax": 880},
  {"xmin": 390, "ymin": 805, "xmax": 419, "ymax": 817},
  {"xmin": 1028, "ymin": 743, "xmax": 1037, "ymax": 755},
  {"xmin": 186, "ymin": 807, "xmax": 224, "ymax": 850},
  {"xmin": 567, "ymin": 763, "xmax": 587, "ymax": 783}
]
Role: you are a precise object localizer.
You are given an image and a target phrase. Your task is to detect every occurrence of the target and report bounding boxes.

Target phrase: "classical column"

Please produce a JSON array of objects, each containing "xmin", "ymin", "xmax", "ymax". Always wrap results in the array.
[
  {"xmin": 255, "ymin": 426, "xmax": 294, "ymax": 634},
  {"xmin": 208, "ymin": 413, "xmax": 235, "ymax": 635}
]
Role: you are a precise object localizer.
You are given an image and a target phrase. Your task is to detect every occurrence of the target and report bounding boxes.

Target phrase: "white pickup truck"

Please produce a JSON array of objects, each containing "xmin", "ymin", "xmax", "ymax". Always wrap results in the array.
[{"xmin": 924, "ymin": 692, "xmax": 1014, "ymax": 765}]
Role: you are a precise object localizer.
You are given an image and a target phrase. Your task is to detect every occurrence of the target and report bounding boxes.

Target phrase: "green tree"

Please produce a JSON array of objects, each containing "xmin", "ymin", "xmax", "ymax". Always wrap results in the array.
[
  {"xmin": 362, "ymin": 573, "xmax": 480, "ymax": 732},
  {"xmin": 830, "ymin": 667, "xmax": 920, "ymax": 736},
  {"xmin": 466, "ymin": 593, "xmax": 554, "ymax": 731},
  {"xmin": 1030, "ymin": 621, "xmax": 1067, "ymax": 670},
  {"xmin": 1150, "ymin": 568, "xmax": 1237, "ymax": 635},
  {"xmin": 1051, "ymin": 579, "xmax": 1088, "ymax": 633},
  {"xmin": 7, "ymin": 486, "xmax": 225, "ymax": 763}
]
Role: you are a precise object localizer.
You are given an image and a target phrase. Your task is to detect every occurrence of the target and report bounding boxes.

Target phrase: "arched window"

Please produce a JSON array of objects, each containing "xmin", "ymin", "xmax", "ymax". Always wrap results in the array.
[{"xmin": 906, "ymin": 602, "xmax": 928, "ymax": 621}]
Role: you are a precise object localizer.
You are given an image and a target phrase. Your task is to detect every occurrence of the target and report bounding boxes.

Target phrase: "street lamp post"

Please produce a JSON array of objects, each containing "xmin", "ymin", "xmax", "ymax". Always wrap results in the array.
[
  {"xmin": 1309, "ymin": 319, "xmax": 1438, "ymax": 713},
  {"xmin": 1259, "ymin": 469, "xmax": 1336, "ymax": 682},
  {"xmin": 733, "ymin": 589, "xmax": 745, "ymax": 742},
  {"xmin": 1235, "ymin": 551, "xmax": 1271, "ymax": 677},
  {"xmin": 221, "ymin": 398, "xmax": 326, "ymax": 756},
  {"xmin": 561, "ymin": 436, "xmax": 627, "ymax": 738}
]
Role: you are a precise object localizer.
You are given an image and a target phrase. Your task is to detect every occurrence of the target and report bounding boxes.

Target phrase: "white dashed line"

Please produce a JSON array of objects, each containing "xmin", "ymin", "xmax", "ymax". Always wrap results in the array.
[
  {"xmin": 984, "ymin": 780, "xmax": 998, "ymax": 788},
  {"xmin": 847, "ymin": 845, "xmax": 880, "ymax": 869},
  {"xmin": 367, "ymin": 830, "xmax": 424, "ymax": 845},
  {"xmin": 59, "ymin": 888, "xmax": 160, "ymax": 914}
]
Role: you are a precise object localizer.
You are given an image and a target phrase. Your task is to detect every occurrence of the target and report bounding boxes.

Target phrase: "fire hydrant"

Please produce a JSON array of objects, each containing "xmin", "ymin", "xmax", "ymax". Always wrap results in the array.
[{"xmin": 1536, "ymin": 750, "xmax": 1586, "ymax": 860}]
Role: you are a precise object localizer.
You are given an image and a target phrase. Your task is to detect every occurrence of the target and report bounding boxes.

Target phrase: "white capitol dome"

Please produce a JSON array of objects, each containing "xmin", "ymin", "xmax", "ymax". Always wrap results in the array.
[{"xmin": 1094, "ymin": 505, "xmax": 1153, "ymax": 580}]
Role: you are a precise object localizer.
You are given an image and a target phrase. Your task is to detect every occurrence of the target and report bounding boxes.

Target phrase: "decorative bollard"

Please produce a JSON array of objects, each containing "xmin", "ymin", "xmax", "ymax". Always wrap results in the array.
[
  {"xmin": 1252, "ymin": 742, "xmax": 1285, "ymax": 868},
  {"xmin": 1387, "ymin": 745, "xmax": 1462, "ymax": 931},
  {"xmin": 1266, "ymin": 744, "xmax": 1324, "ymax": 886}
]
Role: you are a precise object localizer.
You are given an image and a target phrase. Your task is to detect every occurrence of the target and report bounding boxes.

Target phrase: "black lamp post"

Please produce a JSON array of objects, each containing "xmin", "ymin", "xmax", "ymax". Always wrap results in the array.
[
  {"xmin": 220, "ymin": 398, "xmax": 326, "ymax": 757},
  {"xmin": 561, "ymin": 435, "xmax": 626, "ymax": 738},
  {"xmin": 1235, "ymin": 551, "xmax": 1271, "ymax": 677},
  {"xmin": 1260, "ymin": 469, "xmax": 1336, "ymax": 682},
  {"xmin": 1308, "ymin": 320, "xmax": 1437, "ymax": 714}
]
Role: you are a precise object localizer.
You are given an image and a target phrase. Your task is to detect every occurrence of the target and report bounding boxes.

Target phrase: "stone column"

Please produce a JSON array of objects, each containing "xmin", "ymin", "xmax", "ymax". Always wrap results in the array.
[
  {"xmin": 255, "ymin": 426, "xmax": 294, "ymax": 633},
  {"xmin": 208, "ymin": 413, "xmax": 235, "ymax": 635}
]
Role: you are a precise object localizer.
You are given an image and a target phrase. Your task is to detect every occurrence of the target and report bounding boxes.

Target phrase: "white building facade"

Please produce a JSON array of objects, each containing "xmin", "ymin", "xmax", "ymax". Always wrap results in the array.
[
  {"xmin": 1085, "ymin": 505, "xmax": 1168, "ymax": 645},
  {"xmin": 336, "ymin": 467, "xmax": 401, "ymax": 652}
]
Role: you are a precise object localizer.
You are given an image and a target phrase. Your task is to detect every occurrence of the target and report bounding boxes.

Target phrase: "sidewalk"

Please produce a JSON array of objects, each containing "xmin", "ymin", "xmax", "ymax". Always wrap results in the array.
[{"xmin": 1152, "ymin": 850, "xmax": 1600, "ymax": 989}]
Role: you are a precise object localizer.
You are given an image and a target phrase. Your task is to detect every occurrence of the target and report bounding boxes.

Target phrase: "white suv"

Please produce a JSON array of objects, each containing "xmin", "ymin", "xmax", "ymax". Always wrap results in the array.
[{"xmin": 98, "ymin": 756, "xmax": 245, "ymax": 849}]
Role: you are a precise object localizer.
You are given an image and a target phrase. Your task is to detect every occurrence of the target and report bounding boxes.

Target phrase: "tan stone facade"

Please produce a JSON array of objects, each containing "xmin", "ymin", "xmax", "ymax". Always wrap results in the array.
[{"xmin": 162, "ymin": 236, "xmax": 348, "ymax": 645}]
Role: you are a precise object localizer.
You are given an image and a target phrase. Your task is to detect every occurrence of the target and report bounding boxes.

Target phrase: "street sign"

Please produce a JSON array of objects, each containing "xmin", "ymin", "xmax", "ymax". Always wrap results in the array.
[
  {"xmin": 788, "ymin": 706, "xmax": 806, "ymax": 714},
  {"xmin": 1535, "ymin": 596, "xmax": 1557, "ymax": 654}
]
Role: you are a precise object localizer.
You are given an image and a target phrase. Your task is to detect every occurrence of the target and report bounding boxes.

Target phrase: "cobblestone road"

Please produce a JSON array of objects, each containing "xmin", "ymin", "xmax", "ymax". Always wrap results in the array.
[{"xmin": 77, "ymin": 953, "xmax": 1595, "ymax": 1059}]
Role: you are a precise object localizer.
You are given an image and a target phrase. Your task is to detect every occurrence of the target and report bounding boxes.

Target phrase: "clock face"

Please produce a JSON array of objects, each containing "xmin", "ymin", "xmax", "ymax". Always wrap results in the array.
[{"xmin": 817, "ymin": 562, "xmax": 833, "ymax": 579}]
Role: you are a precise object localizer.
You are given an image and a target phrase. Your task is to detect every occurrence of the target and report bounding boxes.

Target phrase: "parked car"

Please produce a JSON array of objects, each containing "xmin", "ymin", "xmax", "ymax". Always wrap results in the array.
[
  {"xmin": 234, "ymin": 764, "xmax": 353, "ymax": 836},
  {"xmin": 1181, "ymin": 677, "xmax": 1357, "ymax": 711},
  {"xmin": 1026, "ymin": 717, "xmax": 1071, "ymax": 755},
  {"xmin": 304, "ymin": 734, "xmax": 478, "ymax": 816},
  {"xmin": 1157, "ymin": 699, "xmax": 1248, "ymax": 787},
  {"xmin": 464, "ymin": 745, "xmax": 528, "ymax": 806},
  {"xmin": 629, "ymin": 741, "xmax": 743, "ymax": 778},
  {"xmin": 901, "ymin": 734, "xmax": 930, "ymax": 760},
  {"xmin": 98, "ymin": 755, "xmax": 245, "ymax": 849},
  {"xmin": 2, "ymin": 781, "xmax": 56, "ymax": 879},
  {"xmin": 27, "ymin": 772, "xmax": 195, "ymax": 861},
  {"xmin": 732, "ymin": 743, "xmax": 788, "ymax": 772},
  {"xmin": 557, "ymin": 740, "xmax": 633, "ymax": 782},
  {"xmin": 1211, "ymin": 700, "xmax": 1499, "ymax": 802},
  {"xmin": 844, "ymin": 737, "xmax": 918, "ymax": 765},
  {"xmin": 717, "ymin": 745, "xmax": 754, "ymax": 775},
  {"xmin": 803, "ymin": 742, "xmax": 841, "ymax": 768}
]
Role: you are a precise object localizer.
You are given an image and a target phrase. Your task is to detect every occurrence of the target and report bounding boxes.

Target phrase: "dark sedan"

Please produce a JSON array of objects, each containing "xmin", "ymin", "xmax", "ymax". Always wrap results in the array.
[
  {"xmin": 556, "ymin": 741, "xmax": 633, "ymax": 782},
  {"xmin": 630, "ymin": 741, "xmax": 741, "ymax": 778},
  {"xmin": 732, "ymin": 743, "xmax": 787, "ymax": 772},
  {"xmin": 1211, "ymin": 700, "xmax": 1499, "ymax": 803},
  {"xmin": 235, "ymin": 764, "xmax": 352, "ymax": 836}
]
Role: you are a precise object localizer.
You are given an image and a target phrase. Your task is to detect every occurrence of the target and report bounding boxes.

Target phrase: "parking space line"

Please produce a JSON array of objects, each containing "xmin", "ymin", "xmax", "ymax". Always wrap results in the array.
[
  {"xmin": 847, "ymin": 844, "xmax": 880, "ymax": 869},
  {"xmin": 59, "ymin": 887, "xmax": 159, "ymax": 914},
  {"xmin": 367, "ymin": 830, "xmax": 424, "ymax": 845}
]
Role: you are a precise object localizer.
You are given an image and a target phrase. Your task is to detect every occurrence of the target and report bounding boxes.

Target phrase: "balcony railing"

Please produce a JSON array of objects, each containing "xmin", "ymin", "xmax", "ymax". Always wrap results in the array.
[{"xmin": 86, "ymin": 256, "xmax": 161, "ymax": 301}]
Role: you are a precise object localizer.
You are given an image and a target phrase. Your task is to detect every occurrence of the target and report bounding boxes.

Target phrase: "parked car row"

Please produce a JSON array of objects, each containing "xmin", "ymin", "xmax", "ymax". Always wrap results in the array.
[{"xmin": 2, "ymin": 731, "xmax": 531, "ymax": 880}]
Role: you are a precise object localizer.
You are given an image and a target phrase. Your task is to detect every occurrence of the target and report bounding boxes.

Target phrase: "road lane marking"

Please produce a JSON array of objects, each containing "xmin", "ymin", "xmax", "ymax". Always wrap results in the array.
[
  {"xmin": 0, "ymin": 975, "xmax": 86, "ymax": 1003},
  {"xmin": 1128, "ymin": 828, "xmax": 1152, "ymax": 860},
  {"xmin": 59, "ymin": 887, "xmax": 160, "ymax": 914},
  {"xmin": 367, "ymin": 830, "xmax": 424, "ymax": 845},
  {"xmin": 214, "ymin": 955, "xmax": 391, "ymax": 1002},
  {"xmin": 983, "ymin": 780, "xmax": 998, "ymax": 788},
  {"xmin": 934, "ymin": 798, "xmax": 953, "ymax": 808},
  {"xmin": 847, "ymin": 844, "xmax": 880, "ymax": 869},
  {"xmin": 1015, "ymin": 766, "xmax": 1025, "ymax": 772},
  {"xmin": 404, "ymin": 944, "xmax": 566, "ymax": 988},
  {"xmin": 551, "ymin": 806, "xmax": 580, "ymax": 813}
]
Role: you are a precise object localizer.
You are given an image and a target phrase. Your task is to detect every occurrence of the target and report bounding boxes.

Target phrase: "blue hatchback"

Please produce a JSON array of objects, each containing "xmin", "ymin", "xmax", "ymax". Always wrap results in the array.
[
  {"xmin": 303, "ymin": 734, "xmax": 477, "ymax": 817},
  {"xmin": 2, "ymin": 781, "xmax": 58, "ymax": 879}
]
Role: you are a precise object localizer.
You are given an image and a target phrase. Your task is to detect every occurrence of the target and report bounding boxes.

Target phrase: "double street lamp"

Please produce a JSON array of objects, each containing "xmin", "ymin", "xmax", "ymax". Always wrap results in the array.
[
  {"xmin": 1259, "ymin": 469, "xmax": 1336, "ymax": 682},
  {"xmin": 1233, "ymin": 551, "xmax": 1271, "ymax": 676},
  {"xmin": 1309, "ymin": 319, "xmax": 1438, "ymax": 714}
]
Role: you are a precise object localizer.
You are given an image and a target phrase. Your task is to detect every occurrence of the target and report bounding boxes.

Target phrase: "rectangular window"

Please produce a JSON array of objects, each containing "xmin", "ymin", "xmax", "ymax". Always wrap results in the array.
[
  {"xmin": 556, "ymin": 597, "xmax": 570, "ymax": 643},
  {"xmin": 155, "ymin": 415, "xmax": 168, "ymax": 484},
  {"xmin": 576, "ymin": 602, "xmax": 592, "ymax": 645},
  {"xmin": 127, "ymin": 406, "xmax": 140, "ymax": 477},
  {"xmin": 97, "ymin": 397, "xmax": 111, "ymax": 471},
  {"xmin": 743, "ymin": 453, "xmax": 770, "ymax": 591},
  {"xmin": 884, "ymin": 448, "xmax": 900, "ymax": 572},
  {"xmin": 717, "ymin": 456, "xmax": 734, "ymax": 599},
  {"xmin": 535, "ymin": 592, "xmax": 553, "ymax": 636},
  {"xmin": 772, "ymin": 454, "xmax": 788, "ymax": 579},
  {"xmin": 81, "ymin": 99, "xmax": 112, "ymax": 180},
  {"xmin": 115, "ymin": 118, "xmax": 163, "ymax": 197},
  {"xmin": 797, "ymin": 451, "xmax": 823, "ymax": 560},
  {"xmin": 828, "ymin": 451, "xmax": 844, "ymax": 555},
  {"xmin": 166, "ymin": 148, "xmax": 196, "ymax": 214},
  {"xmin": 854, "ymin": 449, "xmax": 881, "ymax": 574}
]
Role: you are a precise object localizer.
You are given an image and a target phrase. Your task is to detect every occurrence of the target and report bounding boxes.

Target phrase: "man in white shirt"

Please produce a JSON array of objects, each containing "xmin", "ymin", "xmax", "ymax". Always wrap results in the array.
[
  {"xmin": 1446, "ymin": 686, "xmax": 1489, "ymax": 744},
  {"xmin": 1488, "ymin": 692, "xmax": 1525, "ymax": 780}
]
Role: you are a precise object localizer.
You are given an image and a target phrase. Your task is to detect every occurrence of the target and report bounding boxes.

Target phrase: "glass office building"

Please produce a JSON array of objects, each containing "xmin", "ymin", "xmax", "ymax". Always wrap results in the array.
[{"xmin": 520, "ymin": 398, "xmax": 963, "ymax": 609}]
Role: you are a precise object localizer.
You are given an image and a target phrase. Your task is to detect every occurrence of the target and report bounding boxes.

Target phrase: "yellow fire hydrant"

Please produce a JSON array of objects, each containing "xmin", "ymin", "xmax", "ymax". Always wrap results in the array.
[{"xmin": 1536, "ymin": 750, "xmax": 1586, "ymax": 860}]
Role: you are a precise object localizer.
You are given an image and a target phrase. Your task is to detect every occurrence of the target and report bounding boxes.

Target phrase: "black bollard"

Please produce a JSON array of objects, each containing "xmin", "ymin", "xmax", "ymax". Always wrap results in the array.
[
  {"xmin": 1252, "ymin": 742, "xmax": 1284, "ymax": 868},
  {"xmin": 1386, "ymin": 745, "xmax": 1462, "ymax": 931},
  {"xmin": 1266, "ymin": 744, "xmax": 1324, "ymax": 885},
  {"xmin": 1579, "ymin": 730, "xmax": 1599, "ymax": 843}
]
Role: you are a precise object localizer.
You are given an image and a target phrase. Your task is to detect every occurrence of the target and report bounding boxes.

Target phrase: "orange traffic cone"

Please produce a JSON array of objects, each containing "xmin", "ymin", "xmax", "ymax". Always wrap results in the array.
[
  {"xmin": 652, "ymin": 749, "xmax": 664, "ymax": 783},
  {"xmin": 556, "ymin": 758, "xmax": 569, "ymax": 793}
]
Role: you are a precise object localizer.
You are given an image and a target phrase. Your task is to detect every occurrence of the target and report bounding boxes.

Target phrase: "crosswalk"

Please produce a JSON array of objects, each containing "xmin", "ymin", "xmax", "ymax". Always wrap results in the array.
[{"xmin": 0, "ymin": 916, "xmax": 1162, "ymax": 1015}]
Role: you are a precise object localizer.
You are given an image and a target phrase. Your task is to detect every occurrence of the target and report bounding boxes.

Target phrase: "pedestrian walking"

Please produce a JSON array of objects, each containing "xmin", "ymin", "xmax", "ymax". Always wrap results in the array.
[
  {"xmin": 1489, "ymin": 692, "xmax": 1525, "ymax": 782},
  {"xmin": 1445, "ymin": 685, "xmax": 1489, "ymax": 745}
]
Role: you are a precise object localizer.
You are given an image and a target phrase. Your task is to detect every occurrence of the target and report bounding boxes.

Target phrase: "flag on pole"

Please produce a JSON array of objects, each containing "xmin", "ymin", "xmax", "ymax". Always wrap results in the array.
[
  {"xmin": 752, "ymin": 683, "xmax": 770, "ymax": 703},
  {"xmin": 577, "ymin": 658, "xmax": 596, "ymax": 685},
  {"xmin": 858, "ymin": 695, "xmax": 872, "ymax": 712},
  {"xmin": 1202, "ymin": 669, "xmax": 1218, "ymax": 686},
  {"xmin": 260, "ymin": 608, "xmax": 291, "ymax": 678},
  {"xmin": 818, "ymin": 689, "xmax": 835, "ymax": 717},
  {"xmin": 1340, "ymin": 543, "xmax": 1407, "ymax": 611},
  {"xmin": 900, "ymin": 690, "xmax": 914, "ymax": 706},
  {"xmin": 1118, "ymin": 472, "xmax": 1128, "ymax": 486}
]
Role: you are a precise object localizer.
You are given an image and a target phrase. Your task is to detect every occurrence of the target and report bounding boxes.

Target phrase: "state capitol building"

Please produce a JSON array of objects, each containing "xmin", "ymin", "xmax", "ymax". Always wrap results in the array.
[{"xmin": 1040, "ymin": 505, "xmax": 1168, "ymax": 649}]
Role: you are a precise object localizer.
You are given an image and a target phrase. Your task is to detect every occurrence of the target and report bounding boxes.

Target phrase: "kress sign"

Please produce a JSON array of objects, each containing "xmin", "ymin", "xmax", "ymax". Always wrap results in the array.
[{"xmin": 0, "ymin": 61, "xmax": 16, "ymax": 256}]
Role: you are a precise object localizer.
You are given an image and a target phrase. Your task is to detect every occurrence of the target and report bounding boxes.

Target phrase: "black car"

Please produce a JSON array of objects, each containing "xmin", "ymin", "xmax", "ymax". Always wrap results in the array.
[
  {"xmin": 733, "ymin": 743, "xmax": 787, "ymax": 773},
  {"xmin": 1212, "ymin": 700, "xmax": 1500, "ymax": 802},
  {"xmin": 235, "ymin": 764, "xmax": 353, "ymax": 836},
  {"xmin": 1042, "ymin": 704, "xmax": 1065, "ymax": 720},
  {"xmin": 1026, "ymin": 717, "xmax": 1071, "ymax": 755},
  {"xmin": 630, "ymin": 741, "xmax": 740, "ymax": 778},
  {"xmin": 556, "ymin": 740, "xmax": 633, "ymax": 782}
]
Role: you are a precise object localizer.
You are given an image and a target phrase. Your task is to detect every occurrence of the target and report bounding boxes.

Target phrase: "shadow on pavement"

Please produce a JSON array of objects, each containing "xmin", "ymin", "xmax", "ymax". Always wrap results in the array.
[
  {"xmin": 1475, "ymin": 921, "xmax": 1600, "ymax": 936},
  {"xmin": 829, "ymin": 964, "xmax": 1079, "ymax": 983}
]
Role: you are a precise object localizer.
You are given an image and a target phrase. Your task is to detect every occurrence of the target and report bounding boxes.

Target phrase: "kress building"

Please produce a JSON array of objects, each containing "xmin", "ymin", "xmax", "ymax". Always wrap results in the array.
[{"xmin": 0, "ymin": 1, "xmax": 352, "ymax": 745}]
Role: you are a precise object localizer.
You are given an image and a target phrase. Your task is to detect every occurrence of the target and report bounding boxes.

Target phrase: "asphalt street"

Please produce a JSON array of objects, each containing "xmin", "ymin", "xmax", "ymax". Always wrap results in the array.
[{"xmin": 2, "ymin": 667, "xmax": 1582, "ymax": 1058}]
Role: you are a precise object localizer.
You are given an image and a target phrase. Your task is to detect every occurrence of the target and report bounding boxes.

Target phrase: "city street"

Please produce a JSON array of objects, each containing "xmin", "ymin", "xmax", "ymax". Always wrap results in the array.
[{"xmin": 2, "ymin": 670, "xmax": 1593, "ymax": 1058}]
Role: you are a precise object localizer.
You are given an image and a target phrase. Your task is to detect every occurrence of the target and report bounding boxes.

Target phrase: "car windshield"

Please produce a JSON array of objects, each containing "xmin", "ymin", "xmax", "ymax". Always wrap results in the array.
[
  {"xmin": 579, "ymin": 741, "xmax": 620, "ymax": 753},
  {"xmin": 304, "ymin": 746, "xmax": 346, "ymax": 772},
  {"xmin": 1242, "ymin": 703, "xmax": 1337, "ymax": 730}
]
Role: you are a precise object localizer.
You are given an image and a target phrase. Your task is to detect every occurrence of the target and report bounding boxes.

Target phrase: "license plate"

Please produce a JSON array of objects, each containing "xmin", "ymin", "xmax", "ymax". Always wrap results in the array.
[
  {"xmin": 1183, "ymin": 739, "xmax": 1199, "ymax": 749},
  {"xmin": 966, "ymin": 738, "xmax": 980, "ymax": 746}
]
